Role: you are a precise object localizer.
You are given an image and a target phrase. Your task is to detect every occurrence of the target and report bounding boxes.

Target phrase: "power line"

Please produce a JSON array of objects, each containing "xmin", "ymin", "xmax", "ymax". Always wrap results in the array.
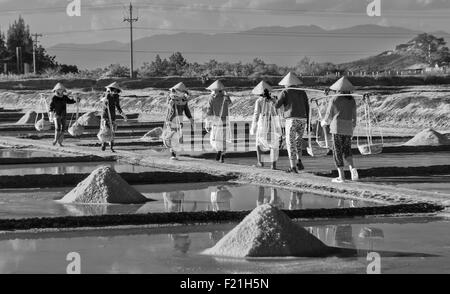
[
  {"xmin": 0, "ymin": 2, "xmax": 449, "ymax": 18},
  {"xmin": 38, "ymin": 25, "xmax": 446, "ymax": 39},
  {"xmin": 48, "ymin": 46, "xmax": 381, "ymax": 57}
]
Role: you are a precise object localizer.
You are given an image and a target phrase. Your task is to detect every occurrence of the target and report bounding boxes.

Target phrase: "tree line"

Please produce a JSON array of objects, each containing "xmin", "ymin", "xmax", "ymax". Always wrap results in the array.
[{"xmin": 0, "ymin": 16, "xmax": 78, "ymax": 74}]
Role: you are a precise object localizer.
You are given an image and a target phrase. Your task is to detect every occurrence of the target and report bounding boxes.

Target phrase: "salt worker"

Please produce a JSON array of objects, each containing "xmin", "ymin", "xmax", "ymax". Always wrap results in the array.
[
  {"xmin": 322, "ymin": 76, "xmax": 359, "ymax": 183},
  {"xmin": 165, "ymin": 82, "xmax": 194, "ymax": 161},
  {"xmin": 250, "ymin": 81, "xmax": 281, "ymax": 170},
  {"xmin": 205, "ymin": 80, "xmax": 232, "ymax": 163},
  {"xmin": 275, "ymin": 72, "xmax": 310, "ymax": 174},
  {"xmin": 49, "ymin": 83, "xmax": 79, "ymax": 147},
  {"xmin": 100, "ymin": 82, "xmax": 127, "ymax": 152}
]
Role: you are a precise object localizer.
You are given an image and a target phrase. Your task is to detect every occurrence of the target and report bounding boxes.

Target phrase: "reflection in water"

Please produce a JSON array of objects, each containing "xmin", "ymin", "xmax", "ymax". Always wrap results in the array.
[
  {"xmin": 257, "ymin": 187, "xmax": 285, "ymax": 209},
  {"xmin": 209, "ymin": 231, "xmax": 226, "ymax": 243},
  {"xmin": 169, "ymin": 234, "xmax": 191, "ymax": 254},
  {"xmin": 210, "ymin": 186, "xmax": 233, "ymax": 212},
  {"xmin": 163, "ymin": 191, "xmax": 185, "ymax": 213},
  {"xmin": 358, "ymin": 227, "xmax": 385, "ymax": 251},
  {"xmin": 289, "ymin": 192, "xmax": 303, "ymax": 210}
]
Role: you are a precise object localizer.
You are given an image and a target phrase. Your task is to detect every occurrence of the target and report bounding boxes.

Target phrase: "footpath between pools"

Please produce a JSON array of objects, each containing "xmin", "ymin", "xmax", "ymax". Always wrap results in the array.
[
  {"xmin": 1, "ymin": 136, "xmax": 449, "ymax": 208},
  {"xmin": 0, "ymin": 136, "xmax": 448, "ymax": 232}
]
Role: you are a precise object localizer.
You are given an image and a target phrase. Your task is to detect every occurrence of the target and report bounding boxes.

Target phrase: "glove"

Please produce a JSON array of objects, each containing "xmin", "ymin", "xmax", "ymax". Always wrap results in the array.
[{"xmin": 321, "ymin": 120, "xmax": 328, "ymax": 127}]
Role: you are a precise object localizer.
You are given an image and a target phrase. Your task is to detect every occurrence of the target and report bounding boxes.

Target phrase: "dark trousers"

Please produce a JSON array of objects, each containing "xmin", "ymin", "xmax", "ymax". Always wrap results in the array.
[{"xmin": 332, "ymin": 134, "xmax": 352, "ymax": 168}]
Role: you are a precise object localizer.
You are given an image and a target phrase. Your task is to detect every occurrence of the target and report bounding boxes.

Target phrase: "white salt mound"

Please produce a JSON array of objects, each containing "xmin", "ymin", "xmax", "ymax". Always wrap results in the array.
[
  {"xmin": 58, "ymin": 166, "xmax": 149, "ymax": 204},
  {"xmin": 77, "ymin": 111, "xmax": 101, "ymax": 126},
  {"xmin": 404, "ymin": 128, "xmax": 450, "ymax": 146},
  {"xmin": 203, "ymin": 204, "xmax": 329, "ymax": 258},
  {"xmin": 16, "ymin": 111, "xmax": 38, "ymax": 124},
  {"xmin": 140, "ymin": 127, "xmax": 163, "ymax": 142}
]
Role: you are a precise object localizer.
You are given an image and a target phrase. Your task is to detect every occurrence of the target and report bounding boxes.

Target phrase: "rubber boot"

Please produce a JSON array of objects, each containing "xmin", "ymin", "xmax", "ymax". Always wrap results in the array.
[
  {"xmin": 220, "ymin": 152, "xmax": 225, "ymax": 163},
  {"xmin": 297, "ymin": 160, "xmax": 305, "ymax": 171},
  {"xmin": 101, "ymin": 143, "xmax": 107, "ymax": 151},
  {"xmin": 215, "ymin": 151, "xmax": 222, "ymax": 161}
]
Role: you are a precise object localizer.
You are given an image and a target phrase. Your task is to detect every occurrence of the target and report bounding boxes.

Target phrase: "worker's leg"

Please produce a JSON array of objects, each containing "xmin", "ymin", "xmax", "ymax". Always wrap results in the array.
[
  {"xmin": 332, "ymin": 134, "xmax": 345, "ymax": 182},
  {"xmin": 285, "ymin": 118, "xmax": 297, "ymax": 170},
  {"xmin": 294, "ymin": 119, "xmax": 307, "ymax": 170}
]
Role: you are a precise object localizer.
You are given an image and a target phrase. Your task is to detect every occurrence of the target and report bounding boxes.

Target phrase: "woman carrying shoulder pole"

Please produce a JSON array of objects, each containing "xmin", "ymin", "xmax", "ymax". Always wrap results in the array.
[
  {"xmin": 49, "ymin": 83, "xmax": 79, "ymax": 147},
  {"xmin": 322, "ymin": 76, "xmax": 359, "ymax": 183},
  {"xmin": 100, "ymin": 82, "xmax": 127, "ymax": 153},
  {"xmin": 205, "ymin": 80, "xmax": 232, "ymax": 163},
  {"xmin": 250, "ymin": 81, "xmax": 280, "ymax": 170},
  {"xmin": 274, "ymin": 72, "xmax": 310, "ymax": 174},
  {"xmin": 165, "ymin": 82, "xmax": 194, "ymax": 161}
]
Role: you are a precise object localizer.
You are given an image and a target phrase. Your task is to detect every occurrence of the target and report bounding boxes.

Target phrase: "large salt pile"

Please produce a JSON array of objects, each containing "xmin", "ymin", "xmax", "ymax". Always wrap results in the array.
[
  {"xmin": 77, "ymin": 111, "xmax": 100, "ymax": 126},
  {"xmin": 140, "ymin": 127, "xmax": 163, "ymax": 142},
  {"xmin": 404, "ymin": 128, "xmax": 450, "ymax": 146},
  {"xmin": 16, "ymin": 111, "xmax": 38, "ymax": 124},
  {"xmin": 203, "ymin": 204, "xmax": 330, "ymax": 258},
  {"xmin": 58, "ymin": 166, "xmax": 150, "ymax": 204}
]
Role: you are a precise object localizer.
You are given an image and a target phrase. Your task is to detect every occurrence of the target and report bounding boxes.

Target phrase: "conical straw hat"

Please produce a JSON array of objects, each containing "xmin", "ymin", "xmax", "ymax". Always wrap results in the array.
[
  {"xmin": 170, "ymin": 82, "xmax": 187, "ymax": 92},
  {"xmin": 329, "ymin": 77, "xmax": 354, "ymax": 92},
  {"xmin": 52, "ymin": 83, "xmax": 67, "ymax": 92},
  {"xmin": 252, "ymin": 81, "xmax": 272, "ymax": 95},
  {"xmin": 278, "ymin": 72, "xmax": 302, "ymax": 87},
  {"xmin": 206, "ymin": 80, "xmax": 225, "ymax": 91},
  {"xmin": 105, "ymin": 82, "xmax": 122, "ymax": 92}
]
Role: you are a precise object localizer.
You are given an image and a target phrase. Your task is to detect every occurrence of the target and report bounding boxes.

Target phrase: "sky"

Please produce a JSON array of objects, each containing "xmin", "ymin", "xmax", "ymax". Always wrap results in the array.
[{"xmin": 0, "ymin": 0, "xmax": 450, "ymax": 47}]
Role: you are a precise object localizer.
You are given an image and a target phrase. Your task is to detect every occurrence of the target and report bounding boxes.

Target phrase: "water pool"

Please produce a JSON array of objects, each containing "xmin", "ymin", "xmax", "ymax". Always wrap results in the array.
[
  {"xmin": 0, "ymin": 183, "xmax": 379, "ymax": 219},
  {"xmin": 0, "ymin": 219, "xmax": 448, "ymax": 274}
]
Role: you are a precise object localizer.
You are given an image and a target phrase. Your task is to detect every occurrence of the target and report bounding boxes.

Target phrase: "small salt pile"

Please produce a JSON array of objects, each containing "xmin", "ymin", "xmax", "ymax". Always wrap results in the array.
[
  {"xmin": 58, "ymin": 166, "xmax": 150, "ymax": 204},
  {"xmin": 16, "ymin": 111, "xmax": 38, "ymax": 125},
  {"xmin": 140, "ymin": 127, "xmax": 163, "ymax": 142},
  {"xmin": 77, "ymin": 111, "xmax": 100, "ymax": 126},
  {"xmin": 404, "ymin": 128, "xmax": 450, "ymax": 146},
  {"xmin": 203, "ymin": 204, "xmax": 330, "ymax": 258}
]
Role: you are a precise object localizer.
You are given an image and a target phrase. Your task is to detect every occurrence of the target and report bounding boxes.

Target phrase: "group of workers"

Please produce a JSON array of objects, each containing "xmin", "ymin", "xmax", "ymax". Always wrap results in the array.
[{"xmin": 44, "ymin": 71, "xmax": 359, "ymax": 183}]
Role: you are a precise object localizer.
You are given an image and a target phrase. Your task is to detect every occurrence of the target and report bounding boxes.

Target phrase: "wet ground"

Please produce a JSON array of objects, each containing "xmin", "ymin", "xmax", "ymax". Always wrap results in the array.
[
  {"xmin": 0, "ymin": 162, "xmax": 161, "ymax": 176},
  {"xmin": 226, "ymin": 151, "xmax": 450, "ymax": 172},
  {"xmin": 362, "ymin": 175, "xmax": 450, "ymax": 194},
  {"xmin": 0, "ymin": 149, "xmax": 69, "ymax": 158},
  {"xmin": 0, "ymin": 217, "xmax": 448, "ymax": 274},
  {"xmin": 0, "ymin": 183, "xmax": 380, "ymax": 219}
]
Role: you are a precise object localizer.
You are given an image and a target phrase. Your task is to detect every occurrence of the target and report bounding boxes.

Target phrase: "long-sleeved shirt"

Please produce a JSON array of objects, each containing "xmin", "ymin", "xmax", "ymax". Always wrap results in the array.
[
  {"xmin": 166, "ymin": 94, "xmax": 192, "ymax": 123},
  {"xmin": 206, "ymin": 93, "xmax": 232, "ymax": 120},
  {"xmin": 49, "ymin": 95, "xmax": 76, "ymax": 117},
  {"xmin": 275, "ymin": 89, "xmax": 309, "ymax": 120},
  {"xmin": 323, "ymin": 95, "xmax": 357, "ymax": 136},
  {"xmin": 101, "ymin": 93, "xmax": 123, "ymax": 122},
  {"xmin": 251, "ymin": 96, "xmax": 281, "ymax": 134}
]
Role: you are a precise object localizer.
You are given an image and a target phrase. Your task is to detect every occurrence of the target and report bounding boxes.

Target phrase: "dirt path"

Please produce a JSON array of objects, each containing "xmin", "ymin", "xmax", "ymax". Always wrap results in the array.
[{"xmin": 1, "ymin": 136, "xmax": 449, "ymax": 211}]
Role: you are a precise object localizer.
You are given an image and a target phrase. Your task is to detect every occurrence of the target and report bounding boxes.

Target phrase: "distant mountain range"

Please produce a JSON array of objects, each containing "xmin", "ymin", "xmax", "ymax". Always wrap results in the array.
[{"xmin": 47, "ymin": 24, "xmax": 450, "ymax": 70}]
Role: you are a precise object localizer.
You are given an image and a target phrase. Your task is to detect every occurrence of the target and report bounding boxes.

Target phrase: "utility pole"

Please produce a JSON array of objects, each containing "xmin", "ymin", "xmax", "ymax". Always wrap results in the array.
[
  {"xmin": 123, "ymin": 3, "xmax": 138, "ymax": 78},
  {"xmin": 32, "ymin": 33, "xmax": 43, "ymax": 74}
]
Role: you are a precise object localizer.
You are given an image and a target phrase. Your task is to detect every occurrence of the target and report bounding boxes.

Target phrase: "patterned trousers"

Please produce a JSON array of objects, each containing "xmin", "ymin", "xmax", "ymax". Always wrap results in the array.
[
  {"xmin": 332, "ymin": 134, "xmax": 352, "ymax": 168},
  {"xmin": 285, "ymin": 118, "xmax": 307, "ymax": 161}
]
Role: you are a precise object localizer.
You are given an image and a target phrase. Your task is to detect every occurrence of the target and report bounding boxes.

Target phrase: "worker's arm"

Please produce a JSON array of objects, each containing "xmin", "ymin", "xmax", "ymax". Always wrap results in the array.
[
  {"xmin": 250, "ymin": 99, "xmax": 261, "ymax": 135},
  {"xmin": 274, "ymin": 91, "xmax": 286, "ymax": 109},
  {"xmin": 322, "ymin": 98, "xmax": 335, "ymax": 126},
  {"xmin": 65, "ymin": 96, "xmax": 77, "ymax": 105},
  {"xmin": 352, "ymin": 98, "xmax": 357, "ymax": 129}
]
